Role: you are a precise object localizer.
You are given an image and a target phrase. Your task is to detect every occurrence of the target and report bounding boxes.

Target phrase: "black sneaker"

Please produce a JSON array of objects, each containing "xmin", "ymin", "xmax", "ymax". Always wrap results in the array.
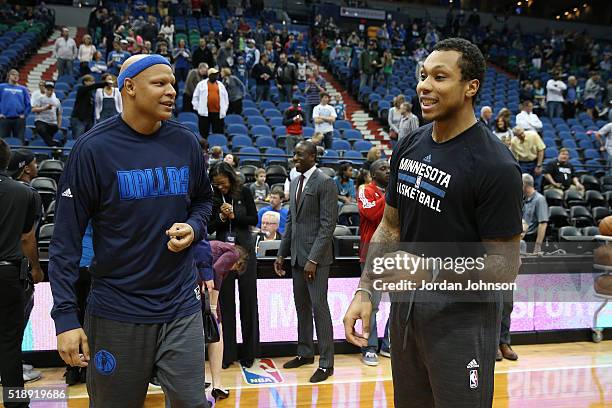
[
  {"xmin": 65, "ymin": 367, "xmax": 80, "ymax": 386},
  {"xmin": 211, "ymin": 388, "xmax": 230, "ymax": 400},
  {"xmin": 240, "ymin": 358, "xmax": 254, "ymax": 368}
]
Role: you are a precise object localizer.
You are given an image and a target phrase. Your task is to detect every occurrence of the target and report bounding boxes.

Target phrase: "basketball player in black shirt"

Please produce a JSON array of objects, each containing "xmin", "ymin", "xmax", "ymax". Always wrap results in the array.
[{"xmin": 344, "ymin": 38, "xmax": 522, "ymax": 407}]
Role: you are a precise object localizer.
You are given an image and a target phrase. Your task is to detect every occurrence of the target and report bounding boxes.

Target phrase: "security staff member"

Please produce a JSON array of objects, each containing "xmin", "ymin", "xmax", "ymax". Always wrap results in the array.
[{"xmin": 0, "ymin": 139, "xmax": 39, "ymax": 408}]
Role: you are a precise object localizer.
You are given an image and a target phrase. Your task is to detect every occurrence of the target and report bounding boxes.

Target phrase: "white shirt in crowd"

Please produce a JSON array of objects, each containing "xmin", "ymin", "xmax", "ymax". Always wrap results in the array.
[
  {"xmin": 54, "ymin": 36, "xmax": 77, "ymax": 60},
  {"xmin": 33, "ymin": 94, "xmax": 62, "ymax": 125},
  {"xmin": 78, "ymin": 44, "xmax": 97, "ymax": 63},
  {"xmin": 516, "ymin": 110, "xmax": 543, "ymax": 132},
  {"xmin": 546, "ymin": 79, "xmax": 567, "ymax": 103},
  {"xmin": 313, "ymin": 103, "xmax": 336, "ymax": 134}
]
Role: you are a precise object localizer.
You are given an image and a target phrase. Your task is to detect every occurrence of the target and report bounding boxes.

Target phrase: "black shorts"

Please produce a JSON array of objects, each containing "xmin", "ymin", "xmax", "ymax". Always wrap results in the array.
[{"xmin": 389, "ymin": 295, "xmax": 501, "ymax": 408}]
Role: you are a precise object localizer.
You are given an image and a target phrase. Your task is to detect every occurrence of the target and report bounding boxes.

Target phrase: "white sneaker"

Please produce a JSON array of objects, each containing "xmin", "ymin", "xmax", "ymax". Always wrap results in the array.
[
  {"xmin": 23, "ymin": 363, "xmax": 34, "ymax": 372},
  {"xmin": 24, "ymin": 370, "xmax": 42, "ymax": 383},
  {"xmin": 361, "ymin": 351, "xmax": 379, "ymax": 366},
  {"xmin": 379, "ymin": 348, "xmax": 391, "ymax": 358}
]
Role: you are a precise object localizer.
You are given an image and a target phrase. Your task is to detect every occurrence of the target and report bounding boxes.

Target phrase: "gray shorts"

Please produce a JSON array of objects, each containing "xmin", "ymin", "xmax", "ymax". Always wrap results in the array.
[
  {"xmin": 389, "ymin": 298, "xmax": 500, "ymax": 408},
  {"xmin": 85, "ymin": 311, "xmax": 208, "ymax": 408}
]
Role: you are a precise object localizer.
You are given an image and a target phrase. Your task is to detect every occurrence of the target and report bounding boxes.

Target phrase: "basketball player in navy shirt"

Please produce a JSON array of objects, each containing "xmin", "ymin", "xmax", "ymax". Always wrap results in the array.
[
  {"xmin": 48, "ymin": 54, "xmax": 213, "ymax": 407},
  {"xmin": 344, "ymin": 38, "xmax": 522, "ymax": 407}
]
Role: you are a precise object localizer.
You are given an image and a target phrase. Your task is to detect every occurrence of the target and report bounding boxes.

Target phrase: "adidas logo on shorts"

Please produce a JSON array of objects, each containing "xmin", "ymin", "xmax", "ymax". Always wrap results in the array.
[
  {"xmin": 62, "ymin": 188, "xmax": 73, "ymax": 198},
  {"xmin": 466, "ymin": 359, "xmax": 479, "ymax": 369}
]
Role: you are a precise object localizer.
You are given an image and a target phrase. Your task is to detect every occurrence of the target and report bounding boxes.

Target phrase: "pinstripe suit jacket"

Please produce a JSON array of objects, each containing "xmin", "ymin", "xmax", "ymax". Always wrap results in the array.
[{"xmin": 278, "ymin": 167, "xmax": 338, "ymax": 267}]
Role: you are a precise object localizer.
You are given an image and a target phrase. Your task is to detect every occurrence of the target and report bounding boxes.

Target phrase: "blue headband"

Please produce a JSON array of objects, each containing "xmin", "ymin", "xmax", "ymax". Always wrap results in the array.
[{"xmin": 117, "ymin": 54, "xmax": 171, "ymax": 91}]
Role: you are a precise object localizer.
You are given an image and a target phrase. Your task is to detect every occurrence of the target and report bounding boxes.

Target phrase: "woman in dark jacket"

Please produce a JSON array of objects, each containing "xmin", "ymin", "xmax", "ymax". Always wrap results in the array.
[{"xmin": 208, "ymin": 162, "xmax": 260, "ymax": 368}]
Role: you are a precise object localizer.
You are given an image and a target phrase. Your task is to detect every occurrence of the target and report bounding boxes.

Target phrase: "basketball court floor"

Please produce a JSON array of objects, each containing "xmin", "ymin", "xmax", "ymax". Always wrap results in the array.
[{"xmin": 4, "ymin": 341, "xmax": 610, "ymax": 407}]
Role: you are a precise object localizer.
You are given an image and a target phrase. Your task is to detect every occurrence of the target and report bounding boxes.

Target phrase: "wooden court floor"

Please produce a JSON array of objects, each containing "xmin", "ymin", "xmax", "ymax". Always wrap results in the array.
[{"xmin": 3, "ymin": 341, "xmax": 611, "ymax": 407}]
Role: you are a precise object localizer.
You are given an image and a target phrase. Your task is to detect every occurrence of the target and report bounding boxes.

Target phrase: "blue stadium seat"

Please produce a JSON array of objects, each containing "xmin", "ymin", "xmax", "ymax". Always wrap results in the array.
[
  {"xmin": 246, "ymin": 116, "xmax": 267, "ymax": 127},
  {"xmin": 343, "ymin": 150, "xmax": 365, "ymax": 164},
  {"xmin": 273, "ymin": 126, "xmax": 287, "ymax": 137},
  {"xmin": 3, "ymin": 137, "xmax": 22, "ymax": 147},
  {"xmin": 224, "ymin": 114, "xmax": 244, "ymax": 126},
  {"xmin": 238, "ymin": 146, "xmax": 261, "ymax": 165},
  {"xmin": 302, "ymin": 127, "xmax": 314, "ymax": 138},
  {"xmin": 562, "ymin": 139, "xmax": 577, "ymax": 149},
  {"xmin": 343, "ymin": 129, "xmax": 362, "ymax": 141},
  {"xmin": 255, "ymin": 136, "xmax": 276, "ymax": 149},
  {"xmin": 178, "ymin": 112, "xmax": 198, "ymax": 123},
  {"xmin": 251, "ymin": 125, "xmax": 272, "ymax": 137},
  {"xmin": 264, "ymin": 147, "xmax": 286, "ymax": 165},
  {"xmin": 227, "ymin": 124, "xmax": 248, "ymax": 135},
  {"xmin": 208, "ymin": 134, "xmax": 227, "ymax": 147},
  {"xmin": 332, "ymin": 139, "xmax": 351, "ymax": 151},
  {"xmin": 584, "ymin": 149, "xmax": 601, "ymax": 161},
  {"xmin": 544, "ymin": 147, "xmax": 559, "ymax": 159},
  {"xmin": 322, "ymin": 149, "xmax": 339, "ymax": 164},
  {"xmin": 335, "ymin": 120, "xmax": 352, "ymax": 131},
  {"xmin": 263, "ymin": 109, "xmax": 282, "ymax": 118},
  {"xmin": 232, "ymin": 135, "xmax": 252, "ymax": 149},
  {"xmin": 259, "ymin": 101, "xmax": 276, "ymax": 111},
  {"xmin": 353, "ymin": 140, "xmax": 373, "ymax": 153},
  {"xmin": 243, "ymin": 108, "xmax": 261, "ymax": 117}
]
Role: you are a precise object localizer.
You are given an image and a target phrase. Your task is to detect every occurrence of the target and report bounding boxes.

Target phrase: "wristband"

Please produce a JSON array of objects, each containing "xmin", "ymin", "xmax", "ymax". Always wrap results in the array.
[{"xmin": 354, "ymin": 287, "xmax": 372, "ymax": 300}]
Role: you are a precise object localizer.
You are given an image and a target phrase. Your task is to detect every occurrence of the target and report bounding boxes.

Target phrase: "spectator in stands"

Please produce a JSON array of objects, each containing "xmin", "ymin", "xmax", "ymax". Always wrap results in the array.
[
  {"xmin": 159, "ymin": 16, "xmax": 174, "ymax": 46},
  {"xmin": 192, "ymin": 67, "xmax": 229, "ymax": 139},
  {"xmin": 256, "ymin": 188, "xmax": 288, "ymax": 234},
  {"xmin": 140, "ymin": 15, "xmax": 159, "ymax": 45},
  {"xmin": 398, "ymin": 102, "xmax": 419, "ymax": 141},
  {"xmin": 72, "ymin": 75, "xmax": 112, "ymax": 139},
  {"xmin": 275, "ymin": 52, "xmax": 298, "ymax": 103},
  {"xmin": 387, "ymin": 95, "xmax": 405, "ymax": 141},
  {"xmin": 223, "ymin": 153, "xmax": 237, "ymax": 169},
  {"xmin": 357, "ymin": 158, "xmax": 390, "ymax": 366},
  {"xmin": 156, "ymin": 40, "xmax": 172, "ymax": 62},
  {"xmin": 0, "ymin": 69, "xmax": 30, "ymax": 142},
  {"xmin": 359, "ymin": 40, "xmax": 380, "ymax": 90},
  {"xmin": 493, "ymin": 115, "xmax": 513, "ymax": 144},
  {"xmin": 522, "ymin": 173, "xmax": 548, "ymax": 254},
  {"xmin": 252, "ymin": 54, "xmax": 273, "ymax": 103},
  {"xmin": 564, "ymin": 76, "xmax": 581, "ymax": 119},
  {"xmin": 543, "ymin": 148, "xmax": 585, "ymax": 194},
  {"xmin": 479, "ymin": 106, "xmax": 493, "ymax": 129},
  {"xmin": 532, "ymin": 79, "xmax": 546, "ymax": 115},
  {"xmin": 31, "ymin": 81, "xmax": 62, "ymax": 147},
  {"xmin": 77, "ymin": 34, "xmax": 96, "ymax": 76},
  {"xmin": 545, "ymin": 71, "xmax": 567, "ymax": 119},
  {"xmin": 255, "ymin": 211, "xmax": 283, "ymax": 251},
  {"xmin": 220, "ymin": 67, "xmax": 245, "ymax": 115},
  {"xmin": 54, "ymin": 27, "xmax": 77, "ymax": 78},
  {"xmin": 89, "ymin": 51, "xmax": 108, "ymax": 74},
  {"xmin": 303, "ymin": 69, "xmax": 326, "ymax": 125},
  {"xmin": 510, "ymin": 126, "xmax": 545, "ymax": 181},
  {"xmin": 381, "ymin": 49, "xmax": 393, "ymax": 91},
  {"xmin": 363, "ymin": 147, "xmax": 382, "ymax": 171},
  {"xmin": 192, "ymin": 39, "xmax": 214, "ymax": 69},
  {"xmin": 209, "ymin": 146, "xmax": 223, "ymax": 167},
  {"xmin": 217, "ymin": 38, "xmax": 235, "ymax": 69},
  {"xmin": 173, "ymin": 39, "xmax": 191, "ymax": 82},
  {"xmin": 515, "ymin": 101, "xmax": 543, "ymax": 133},
  {"xmin": 126, "ymin": 29, "xmax": 144, "ymax": 52},
  {"xmin": 107, "ymin": 41, "xmax": 130, "ymax": 76},
  {"xmin": 250, "ymin": 168, "xmax": 270, "ymax": 202},
  {"xmin": 584, "ymin": 72, "xmax": 602, "ymax": 119},
  {"xmin": 31, "ymin": 80, "xmax": 52, "ymax": 108},
  {"xmin": 183, "ymin": 63, "xmax": 208, "ymax": 113},
  {"xmin": 335, "ymin": 162, "xmax": 357, "ymax": 226},
  {"xmin": 313, "ymin": 92, "xmax": 336, "ymax": 149},
  {"xmin": 332, "ymin": 95, "xmax": 346, "ymax": 121},
  {"xmin": 520, "ymin": 80, "xmax": 534, "ymax": 103},
  {"xmin": 208, "ymin": 161, "xmax": 260, "ymax": 369},
  {"xmin": 95, "ymin": 73, "xmax": 122, "ymax": 122},
  {"xmin": 283, "ymin": 98, "xmax": 306, "ymax": 155},
  {"xmin": 595, "ymin": 122, "xmax": 612, "ymax": 175}
]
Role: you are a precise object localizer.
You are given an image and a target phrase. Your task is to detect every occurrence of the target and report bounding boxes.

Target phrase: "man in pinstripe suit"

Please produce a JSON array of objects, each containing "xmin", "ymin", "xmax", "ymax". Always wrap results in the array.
[{"xmin": 274, "ymin": 141, "xmax": 338, "ymax": 383}]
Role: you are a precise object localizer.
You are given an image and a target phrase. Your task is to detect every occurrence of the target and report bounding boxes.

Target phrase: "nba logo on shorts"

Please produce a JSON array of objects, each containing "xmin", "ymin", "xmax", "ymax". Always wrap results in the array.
[{"xmin": 469, "ymin": 369, "xmax": 478, "ymax": 389}]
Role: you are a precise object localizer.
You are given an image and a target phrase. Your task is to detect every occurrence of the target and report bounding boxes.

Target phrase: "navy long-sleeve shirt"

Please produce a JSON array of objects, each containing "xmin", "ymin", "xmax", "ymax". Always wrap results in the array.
[{"xmin": 49, "ymin": 115, "xmax": 213, "ymax": 335}]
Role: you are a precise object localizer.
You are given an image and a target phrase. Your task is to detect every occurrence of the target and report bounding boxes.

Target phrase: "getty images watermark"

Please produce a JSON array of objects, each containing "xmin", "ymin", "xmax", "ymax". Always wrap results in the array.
[{"xmin": 369, "ymin": 253, "xmax": 517, "ymax": 292}]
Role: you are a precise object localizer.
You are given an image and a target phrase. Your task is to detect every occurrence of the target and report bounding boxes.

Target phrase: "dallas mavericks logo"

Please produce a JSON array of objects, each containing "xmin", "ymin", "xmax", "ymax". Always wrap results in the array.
[{"xmin": 94, "ymin": 349, "xmax": 117, "ymax": 376}]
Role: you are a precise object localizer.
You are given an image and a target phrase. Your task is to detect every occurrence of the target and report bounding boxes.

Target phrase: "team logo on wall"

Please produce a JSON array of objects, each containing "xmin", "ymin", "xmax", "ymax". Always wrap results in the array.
[{"xmin": 241, "ymin": 358, "xmax": 284, "ymax": 385}]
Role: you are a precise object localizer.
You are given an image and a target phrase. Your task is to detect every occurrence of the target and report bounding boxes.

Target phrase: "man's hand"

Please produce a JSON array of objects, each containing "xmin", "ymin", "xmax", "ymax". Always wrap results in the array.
[
  {"xmin": 535, "ymin": 166, "xmax": 542, "ymax": 176},
  {"xmin": 202, "ymin": 280, "xmax": 214, "ymax": 292},
  {"xmin": 57, "ymin": 328, "xmax": 90, "ymax": 367},
  {"xmin": 304, "ymin": 260, "xmax": 317, "ymax": 282},
  {"xmin": 166, "ymin": 223, "xmax": 195, "ymax": 252},
  {"xmin": 343, "ymin": 291, "xmax": 372, "ymax": 348},
  {"xmin": 31, "ymin": 265, "xmax": 44, "ymax": 284},
  {"xmin": 274, "ymin": 255, "xmax": 285, "ymax": 277},
  {"xmin": 365, "ymin": 250, "xmax": 428, "ymax": 287},
  {"xmin": 553, "ymin": 182, "xmax": 563, "ymax": 189}
]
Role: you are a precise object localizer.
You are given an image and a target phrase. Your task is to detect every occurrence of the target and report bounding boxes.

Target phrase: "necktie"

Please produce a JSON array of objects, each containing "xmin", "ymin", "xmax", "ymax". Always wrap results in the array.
[{"xmin": 296, "ymin": 174, "xmax": 305, "ymax": 205}]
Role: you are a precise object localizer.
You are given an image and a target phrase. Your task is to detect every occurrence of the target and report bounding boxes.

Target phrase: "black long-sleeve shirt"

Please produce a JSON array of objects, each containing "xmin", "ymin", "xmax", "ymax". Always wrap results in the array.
[
  {"xmin": 71, "ymin": 81, "xmax": 106, "ymax": 122},
  {"xmin": 208, "ymin": 186, "xmax": 257, "ymax": 249}
]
